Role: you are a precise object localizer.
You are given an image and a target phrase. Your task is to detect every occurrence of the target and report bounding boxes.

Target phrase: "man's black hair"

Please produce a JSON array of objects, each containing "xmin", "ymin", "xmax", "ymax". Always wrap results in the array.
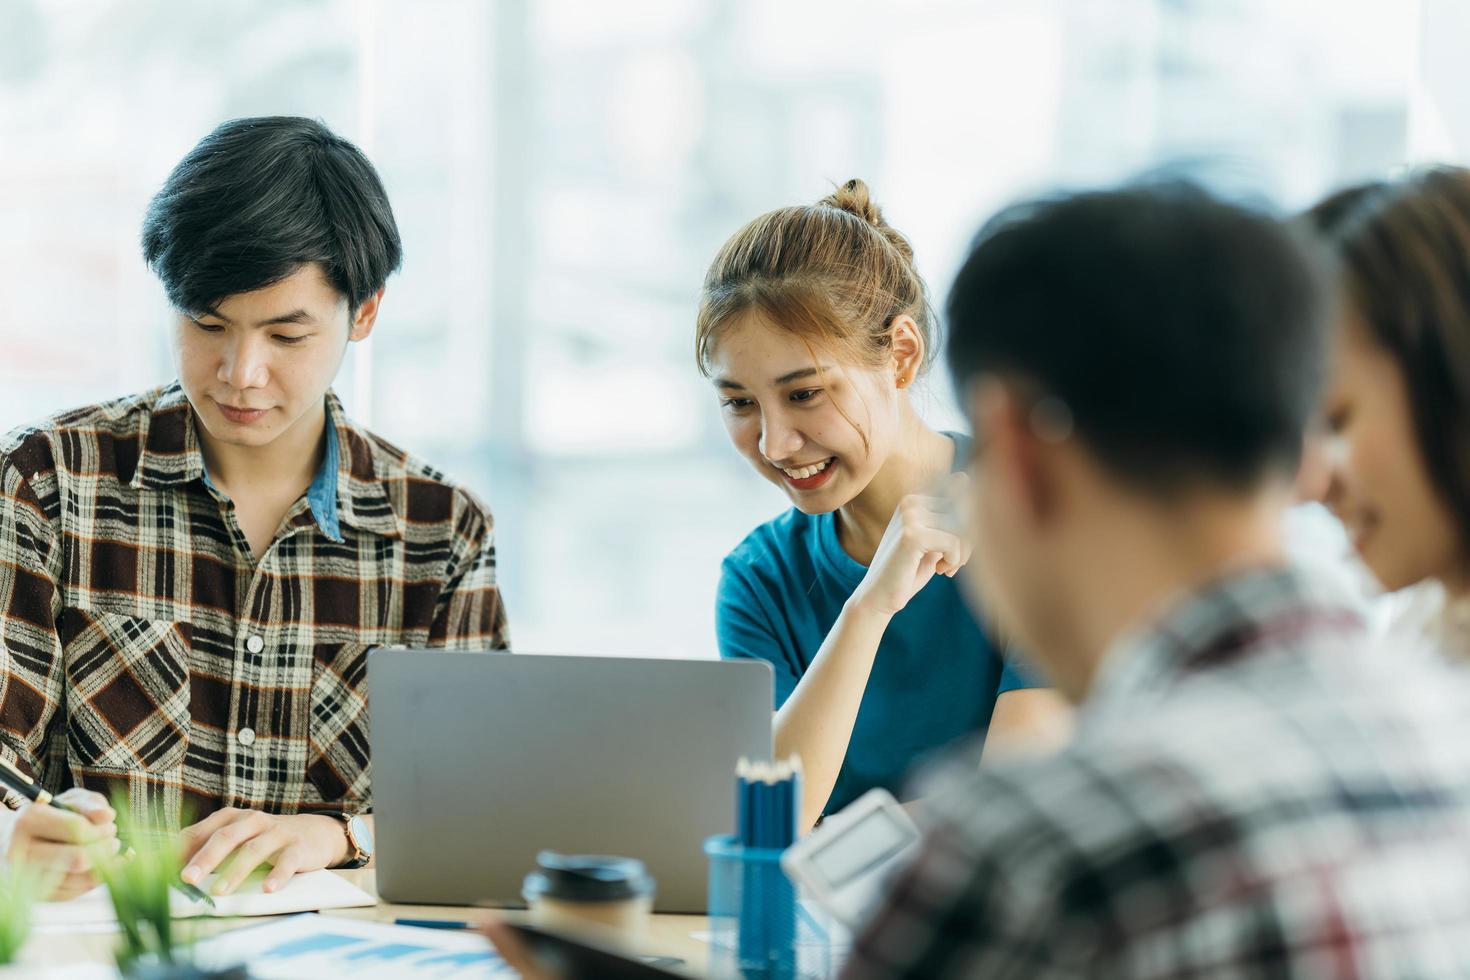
[
  {"xmin": 141, "ymin": 116, "xmax": 402, "ymax": 315},
  {"xmin": 946, "ymin": 180, "xmax": 1332, "ymax": 493}
]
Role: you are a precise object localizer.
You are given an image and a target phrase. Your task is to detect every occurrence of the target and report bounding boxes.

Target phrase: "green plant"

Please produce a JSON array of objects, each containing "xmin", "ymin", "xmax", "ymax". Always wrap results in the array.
[
  {"xmin": 89, "ymin": 799, "xmax": 196, "ymax": 975},
  {"xmin": 0, "ymin": 861, "xmax": 45, "ymax": 965},
  {"xmin": 97, "ymin": 831, "xmax": 181, "ymax": 971}
]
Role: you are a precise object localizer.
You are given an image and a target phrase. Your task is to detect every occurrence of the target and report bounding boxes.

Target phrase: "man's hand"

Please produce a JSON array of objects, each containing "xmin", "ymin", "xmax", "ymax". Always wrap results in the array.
[
  {"xmin": 180, "ymin": 808, "xmax": 347, "ymax": 896},
  {"xmin": 483, "ymin": 917, "xmax": 557, "ymax": 980},
  {"xmin": 2, "ymin": 789, "xmax": 118, "ymax": 900}
]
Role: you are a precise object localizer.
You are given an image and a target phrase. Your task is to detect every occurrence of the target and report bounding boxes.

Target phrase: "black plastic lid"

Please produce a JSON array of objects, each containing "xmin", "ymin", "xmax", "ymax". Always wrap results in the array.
[{"xmin": 522, "ymin": 851, "xmax": 656, "ymax": 904}]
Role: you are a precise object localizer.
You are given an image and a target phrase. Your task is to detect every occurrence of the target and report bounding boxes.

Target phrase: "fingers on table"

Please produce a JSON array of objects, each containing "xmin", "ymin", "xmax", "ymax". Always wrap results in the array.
[
  {"xmin": 182, "ymin": 809, "xmax": 272, "ymax": 885},
  {"xmin": 213, "ymin": 829, "xmax": 291, "ymax": 895},
  {"xmin": 180, "ymin": 806, "xmax": 245, "ymax": 859}
]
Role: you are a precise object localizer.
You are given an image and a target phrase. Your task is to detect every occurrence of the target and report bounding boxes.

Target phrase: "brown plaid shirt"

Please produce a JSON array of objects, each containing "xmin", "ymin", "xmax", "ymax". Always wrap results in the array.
[{"xmin": 0, "ymin": 382, "xmax": 507, "ymax": 826}]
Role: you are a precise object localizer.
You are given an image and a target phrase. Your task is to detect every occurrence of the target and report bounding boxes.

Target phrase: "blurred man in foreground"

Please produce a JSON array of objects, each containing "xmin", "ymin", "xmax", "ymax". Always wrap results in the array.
[{"xmin": 843, "ymin": 183, "xmax": 1470, "ymax": 978}]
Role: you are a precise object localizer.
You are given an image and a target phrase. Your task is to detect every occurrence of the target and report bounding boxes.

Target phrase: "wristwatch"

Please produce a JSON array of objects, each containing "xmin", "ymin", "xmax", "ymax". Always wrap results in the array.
[{"xmin": 324, "ymin": 811, "xmax": 374, "ymax": 869}]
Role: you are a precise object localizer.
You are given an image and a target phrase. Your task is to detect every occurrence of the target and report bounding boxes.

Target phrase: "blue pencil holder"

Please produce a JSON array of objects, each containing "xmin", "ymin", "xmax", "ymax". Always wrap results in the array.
[{"xmin": 704, "ymin": 834, "xmax": 834, "ymax": 979}]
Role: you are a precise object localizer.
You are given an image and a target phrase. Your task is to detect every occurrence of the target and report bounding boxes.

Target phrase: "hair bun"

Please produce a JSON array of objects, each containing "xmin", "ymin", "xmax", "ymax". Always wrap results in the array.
[
  {"xmin": 819, "ymin": 178, "xmax": 915, "ymax": 265},
  {"xmin": 820, "ymin": 178, "xmax": 883, "ymax": 225}
]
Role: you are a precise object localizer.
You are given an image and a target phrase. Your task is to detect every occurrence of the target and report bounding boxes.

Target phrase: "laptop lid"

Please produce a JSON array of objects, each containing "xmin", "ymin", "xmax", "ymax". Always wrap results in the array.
[{"xmin": 369, "ymin": 651, "xmax": 773, "ymax": 912}]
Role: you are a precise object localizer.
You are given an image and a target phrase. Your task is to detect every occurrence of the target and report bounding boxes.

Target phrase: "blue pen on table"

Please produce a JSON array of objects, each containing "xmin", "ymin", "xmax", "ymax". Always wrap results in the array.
[
  {"xmin": 395, "ymin": 916, "xmax": 688, "ymax": 970},
  {"xmin": 395, "ymin": 918, "xmax": 473, "ymax": 930},
  {"xmin": 0, "ymin": 756, "xmax": 215, "ymax": 909}
]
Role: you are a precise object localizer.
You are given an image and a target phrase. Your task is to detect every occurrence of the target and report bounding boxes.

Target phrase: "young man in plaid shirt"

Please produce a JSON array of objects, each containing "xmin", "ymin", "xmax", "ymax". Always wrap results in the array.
[
  {"xmin": 0, "ymin": 117, "xmax": 508, "ymax": 900},
  {"xmin": 843, "ymin": 184, "xmax": 1470, "ymax": 977}
]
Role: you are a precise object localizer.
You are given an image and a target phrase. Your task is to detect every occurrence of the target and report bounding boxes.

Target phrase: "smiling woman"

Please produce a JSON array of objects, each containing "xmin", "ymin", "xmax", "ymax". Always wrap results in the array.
[
  {"xmin": 696, "ymin": 180, "xmax": 1069, "ymax": 830},
  {"xmin": 1306, "ymin": 167, "xmax": 1470, "ymax": 662}
]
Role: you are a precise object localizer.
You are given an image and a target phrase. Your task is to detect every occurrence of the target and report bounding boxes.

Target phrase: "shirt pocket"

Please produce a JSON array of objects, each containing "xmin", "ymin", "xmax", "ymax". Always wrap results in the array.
[
  {"xmin": 60, "ymin": 610, "xmax": 191, "ymax": 773},
  {"xmin": 304, "ymin": 642, "xmax": 372, "ymax": 807}
]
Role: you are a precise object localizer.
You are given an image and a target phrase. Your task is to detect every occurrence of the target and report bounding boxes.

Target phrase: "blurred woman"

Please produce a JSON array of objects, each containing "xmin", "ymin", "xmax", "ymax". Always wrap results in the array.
[{"xmin": 1307, "ymin": 166, "xmax": 1470, "ymax": 660}]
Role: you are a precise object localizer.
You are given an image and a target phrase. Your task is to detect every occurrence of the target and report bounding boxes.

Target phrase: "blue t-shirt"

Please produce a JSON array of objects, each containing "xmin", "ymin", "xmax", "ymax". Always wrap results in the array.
[{"xmin": 716, "ymin": 433, "xmax": 1035, "ymax": 816}]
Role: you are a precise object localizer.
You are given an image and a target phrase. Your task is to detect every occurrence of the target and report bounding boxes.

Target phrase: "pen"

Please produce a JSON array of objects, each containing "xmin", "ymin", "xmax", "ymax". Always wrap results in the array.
[
  {"xmin": 395, "ymin": 918, "xmax": 472, "ymax": 930},
  {"xmin": 0, "ymin": 755, "xmax": 90, "ymax": 816},
  {"xmin": 0, "ymin": 756, "xmax": 215, "ymax": 909}
]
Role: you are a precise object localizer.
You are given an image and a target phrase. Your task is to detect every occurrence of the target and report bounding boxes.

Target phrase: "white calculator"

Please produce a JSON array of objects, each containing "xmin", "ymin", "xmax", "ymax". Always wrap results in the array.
[{"xmin": 779, "ymin": 787, "xmax": 923, "ymax": 928}]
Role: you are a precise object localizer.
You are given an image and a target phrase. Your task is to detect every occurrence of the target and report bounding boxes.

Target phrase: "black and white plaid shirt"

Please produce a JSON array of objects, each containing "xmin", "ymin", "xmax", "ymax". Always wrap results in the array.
[{"xmin": 843, "ymin": 567, "xmax": 1470, "ymax": 979}]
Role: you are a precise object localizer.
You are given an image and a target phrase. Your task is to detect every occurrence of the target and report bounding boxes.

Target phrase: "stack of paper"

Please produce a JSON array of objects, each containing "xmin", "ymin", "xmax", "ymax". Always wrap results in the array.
[{"xmin": 31, "ymin": 869, "xmax": 375, "ymax": 933}]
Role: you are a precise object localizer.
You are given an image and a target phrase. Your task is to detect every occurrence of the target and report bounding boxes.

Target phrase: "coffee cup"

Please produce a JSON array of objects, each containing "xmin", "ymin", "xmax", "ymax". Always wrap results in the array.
[{"xmin": 522, "ymin": 851, "xmax": 656, "ymax": 941}]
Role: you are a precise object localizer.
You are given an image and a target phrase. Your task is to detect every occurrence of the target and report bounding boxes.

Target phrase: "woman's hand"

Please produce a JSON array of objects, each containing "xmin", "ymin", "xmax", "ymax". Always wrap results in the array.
[
  {"xmin": 851, "ymin": 474, "xmax": 972, "ymax": 617},
  {"xmin": 180, "ymin": 808, "xmax": 348, "ymax": 896}
]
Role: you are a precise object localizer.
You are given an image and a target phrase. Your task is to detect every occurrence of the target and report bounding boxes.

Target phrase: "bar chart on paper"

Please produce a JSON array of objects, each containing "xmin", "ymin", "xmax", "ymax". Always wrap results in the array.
[{"xmin": 192, "ymin": 914, "xmax": 514, "ymax": 978}]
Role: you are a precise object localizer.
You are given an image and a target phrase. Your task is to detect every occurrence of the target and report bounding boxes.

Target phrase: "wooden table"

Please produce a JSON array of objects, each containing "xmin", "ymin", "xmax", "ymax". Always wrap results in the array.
[{"xmin": 18, "ymin": 869, "xmax": 713, "ymax": 975}]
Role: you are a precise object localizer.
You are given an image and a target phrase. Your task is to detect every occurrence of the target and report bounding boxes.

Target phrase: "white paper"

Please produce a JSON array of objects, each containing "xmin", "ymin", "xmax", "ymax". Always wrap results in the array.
[
  {"xmin": 191, "ymin": 912, "xmax": 512, "ymax": 979},
  {"xmin": 7, "ymin": 966, "xmax": 117, "ymax": 979},
  {"xmin": 31, "ymin": 868, "xmax": 375, "ymax": 932}
]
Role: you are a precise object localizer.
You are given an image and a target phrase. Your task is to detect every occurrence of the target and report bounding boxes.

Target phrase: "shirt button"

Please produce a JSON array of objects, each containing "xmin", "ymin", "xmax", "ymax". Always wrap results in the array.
[
  {"xmin": 238, "ymin": 727, "xmax": 256, "ymax": 747},
  {"xmin": 245, "ymin": 635, "xmax": 264, "ymax": 654}
]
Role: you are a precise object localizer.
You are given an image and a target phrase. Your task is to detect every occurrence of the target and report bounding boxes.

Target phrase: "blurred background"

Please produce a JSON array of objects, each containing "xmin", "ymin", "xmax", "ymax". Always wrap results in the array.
[{"xmin": 1, "ymin": 0, "xmax": 1466, "ymax": 656}]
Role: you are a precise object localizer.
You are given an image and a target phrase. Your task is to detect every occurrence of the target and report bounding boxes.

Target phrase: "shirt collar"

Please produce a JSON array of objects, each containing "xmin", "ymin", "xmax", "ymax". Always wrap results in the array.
[
  {"xmin": 303, "ymin": 420, "xmax": 343, "ymax": 541},
  {"xmin": 1080, "ymin": 564, "xmax": 1365, "ymax": 731},
  {"xmin": 127, "ymin": 382, "xmax": 203, "ymax": 490},
  {"xmin": 130, "ymin": 382, "xmax": 402, "ymax": 540},
  {"xmin": 327, "ymin": 392, "xmax": 403, "ymax": 539}
]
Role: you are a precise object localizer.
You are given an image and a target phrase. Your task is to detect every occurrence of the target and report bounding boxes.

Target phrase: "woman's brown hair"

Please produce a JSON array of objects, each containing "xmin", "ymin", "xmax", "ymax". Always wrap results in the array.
[
  {"xmin": 1307, "ymin": 166, "xmax": 1470, "ymax": 550},
  {"xmin": 695, "ymin": 179, "xmax": 933, "ymax": 383}
]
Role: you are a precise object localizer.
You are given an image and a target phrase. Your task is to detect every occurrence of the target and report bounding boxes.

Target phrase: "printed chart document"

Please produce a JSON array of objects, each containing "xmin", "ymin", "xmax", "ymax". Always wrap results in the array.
[
  {"xmin": 192, "ymin": 913, "xmax": 511, "ymax": 979},
  {"xmin": 31, "ymin": 869, "xmax": 375, "ymax": 932}
]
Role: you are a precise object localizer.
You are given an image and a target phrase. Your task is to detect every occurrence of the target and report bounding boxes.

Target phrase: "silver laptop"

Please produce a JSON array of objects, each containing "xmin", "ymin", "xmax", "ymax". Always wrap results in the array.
[{"xmin": 369, "ymin": 651, "xmax": 773, "ymax": 912}]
